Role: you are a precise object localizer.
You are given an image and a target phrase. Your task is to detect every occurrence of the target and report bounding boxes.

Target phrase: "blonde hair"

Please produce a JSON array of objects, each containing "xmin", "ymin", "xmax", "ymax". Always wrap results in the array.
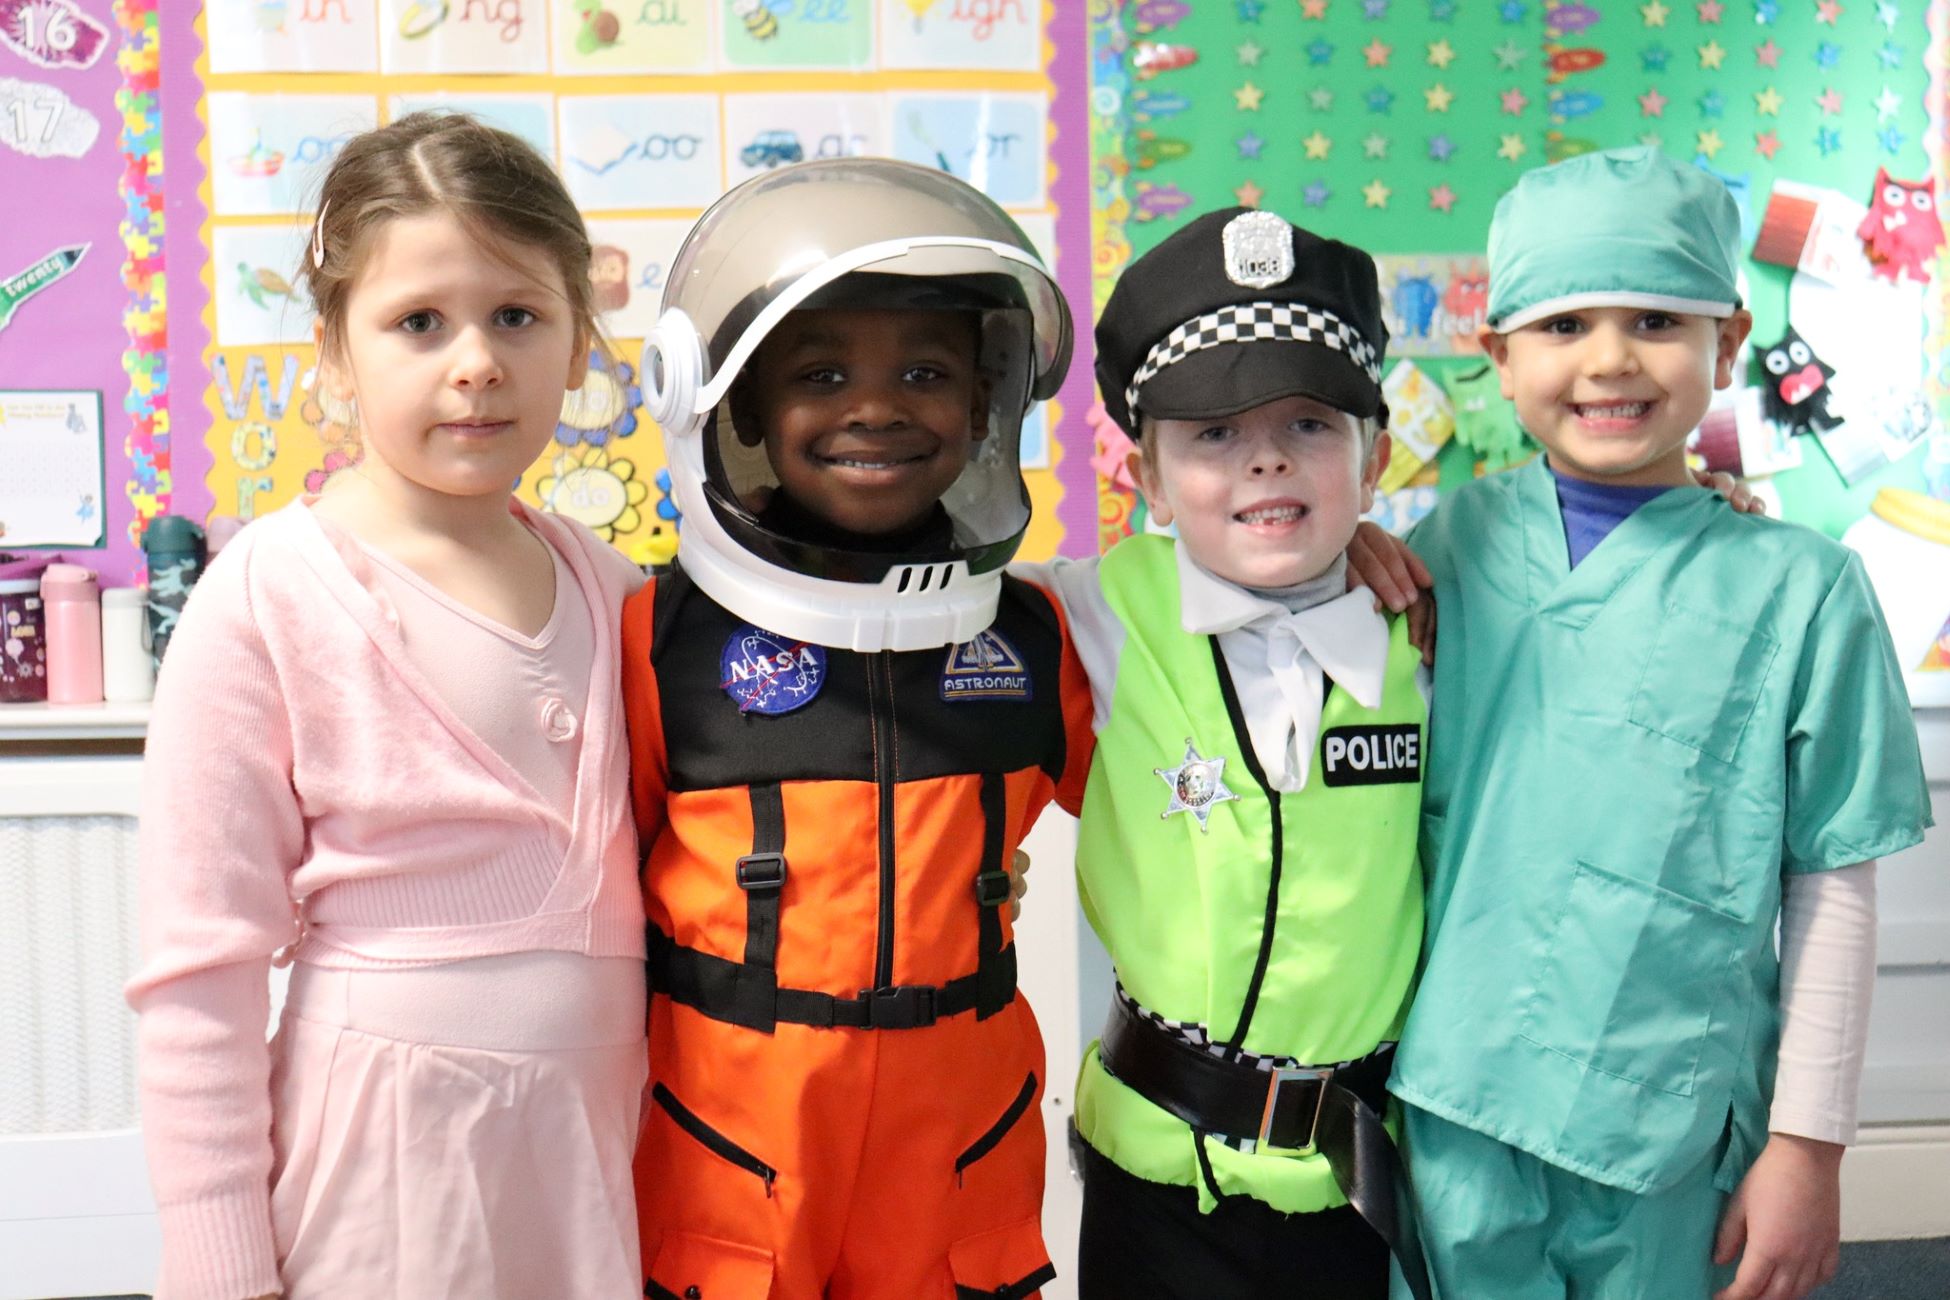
[{"xmin": 303, "ymin": 112, "xmax": 603, "ymax": 367}]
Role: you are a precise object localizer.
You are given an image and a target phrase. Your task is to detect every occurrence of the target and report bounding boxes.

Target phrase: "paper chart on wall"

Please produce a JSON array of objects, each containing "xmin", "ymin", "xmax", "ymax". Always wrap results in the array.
[
  {"xmin": 205, "ymin": 0, "xmax": 380, "ymax": 74},
  {"xmin": 378, "ymin": 0, "xmax": 549, "ymax": 73},
  {"xmin": 0, "ymin": 390, "xmax": 106, "ymax": 548},
  {"xmin": 721, "ymin": 93, "xmax": 886, "ymax": 187},
  {"xmin": 212, "ymin": 225, "xmax": 315, "ymax": 348},
  {"xmin": 389, "ymin": 92, "xmax": 556, "ymax": 162},
  {"xmin": 879, "ymin": 0, "xmax": 1041, "ymax": 72},
  {"xmin": 584, "ymin": 218, "xmax": 693, "ymax": 340},
  {"xmin": 553, "ymin": 0, "xmax": 713, "ymax": 74},
  {"xmin": 558, "ymin": 94, "xmax": 722, "ymax": 211},
  {"xmin": 1375, "ymin": 255, "xmax": 1489, "ymax": 359},
  {"xmin": 207, "ymin": 92, "xmax": 378, "ymax": 216},
  {"xmin": 888, "ymin": 92, "xmax": 1046, "ymax": 210},
  {"xmin": 719, "ymin": 0, "xmax": 873, "ymax": 71}
]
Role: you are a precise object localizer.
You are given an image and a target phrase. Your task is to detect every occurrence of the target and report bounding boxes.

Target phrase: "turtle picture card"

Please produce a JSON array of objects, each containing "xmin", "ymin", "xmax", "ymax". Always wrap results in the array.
[{"xmin": 212, "ymin": 224, "xmax": 315, "ymax": 348}]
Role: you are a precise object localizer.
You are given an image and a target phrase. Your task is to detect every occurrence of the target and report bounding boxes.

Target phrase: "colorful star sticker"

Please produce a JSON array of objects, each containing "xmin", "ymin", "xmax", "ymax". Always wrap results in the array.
[
  {"xmin": 1697, "ymin": 0, "xmax": 1724, "ymax": 18},
  {"xmin": 1754, "ymin": 0, "xmax": 1780, "ymax": 17},
  {"xmin": 1642, "ymin": 43, "xmax": 1671, "ymax": 70},
  {"xmin": 1367, "ymin": 85, "xmax": 1397, "ymax": 112},
  {"xmin": 1430, "ymin": 183, "xmax": 1458, "ymax": 212},
  {"xmin": 1754, "ymin": 129, "xmax": 1781, "ymax": 158},
  {"xmin": 1875, "ymin": 87, "xmax": 1902, "ymax": 119},
  {"xmin": 1696, "ymin": 128, "xmax": 1724, "ymax": 158},
  {"xmin": 1877, "ymin": 0, "xmax": 1899, "ymax": 27},
  {"xmin": 1304, "ymin": 180, "xmax": 1332, "ymax": 207},
  {"xmin": 1496, "ymin": 40, "xmax": 1528, "ymax": 69},
  {"xmin": 1814, "ymin": 41, "xmax": 1841, "ymax": 68},
  {"xmin": 1301, "ymin": 0, "xmax": 1329, "ymax": 17},
  {"xmin": 1815, "ymin": 0, "xmax": 1841, "ymax": 22},
  {"xmin": 1699, "ymin": 89, "xmax": 1726, "ymax": 117},
  {"xmin": 1236, "ymin": 0, "xmax": 1267, "ymax": 19},
  {"xmin": 1425, "ymin": 83, "xmax": 1455, "ymax": 112},
  {"xmin": 1501, "ymin": 87, "xmax": 1531, "ymax": 114},
  {"xmin": 1428, "ymin": 132, "xmax": 1456, "ymax": 161},
  {"xmin": 1816, "ymin": 126, "xmax": 1841, "ymax": 155},
  {"xmin": 1754, "ymin": 86, "xmax": 1783, "ymax": 115},
  {"xmin": 1500, "ymin": 0, "xmax": 1529, "ymax": 18},
  {"xmin": 1364, "ymin": 38, "xmax": 1393, "ymax": 66},
  {"xmin": 1364, "ymin": 132, "xmax": 1391, "ymax": 158},
  {"xmin": 1879, "ymin": 124, "xmax": 1907, "ymax": 154},
  {"xmin": 1698, "ymin": 39, "xmax": 1726, "ymax": 68},
  {"xmin": 1640, "ymin": 87, "xmax": 1669, "ymax": 116},
  {"xmin": 1237, "ymin": 131, "xmax": 1265, "ymax": 159},
  {"xmin": 1235, "ymin": 81, "xmax": 1266, "ymax": 110},
  {"xmin": 1498, "ymin": 132, "xmax": 1529, "ymax": 160},
  {"xmin": 1639, "ymin": 130, "xmax": 1665, "ymax": 148},
  {"xmin": 1755, "ymin": 38, "xmax": 1782, "ymax": 67},
  {"xmin": 1363, "ymin": 0, "xmax": 1391, "ymax": 17},
  {"xmin": 1304, "ymin": 129, "xmax": 1334, "ymax": 159},
  {"xmin": 1816, "ymin": 87, "xmax": 1843, "ymax": 115},
  {"xmin": 1237, "ymin": 40, "xmax": 1265, "ymax": 65},
  {"xmin": 1641, "ymin": 0, "xmax": 1670, "ymax": 24},
  {"xmin": 1310, "ymin": 86, "xmax": 1336, "ymax": 110},
  {"xmin": 1428, "ymin": 0, "xmax": 1458, "ymax": 19},
  {"xmin": 1363, "ymin": 178, "xmax": 1392, "ymax": 207},
  {"xmin": 1307, "ymin": 38, "xmax": 1336, "ymax": 64},
  {"xmin": 1234, "ymin": 178, "xmax": 1265, "ymax": 207},
  {"xmin": 1878, "ymin": 41, "xmax": 1904, "ymax": 68},
  {"xmin": 1427, "ymin": 38, "xmax": 1456, "ymax": 67}
]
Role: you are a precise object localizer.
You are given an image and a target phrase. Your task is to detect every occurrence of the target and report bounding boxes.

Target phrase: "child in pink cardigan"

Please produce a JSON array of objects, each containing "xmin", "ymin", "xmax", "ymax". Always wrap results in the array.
[{"xmin": 127, "ymin": 114, "xmax": 649, "ymax": 1298}]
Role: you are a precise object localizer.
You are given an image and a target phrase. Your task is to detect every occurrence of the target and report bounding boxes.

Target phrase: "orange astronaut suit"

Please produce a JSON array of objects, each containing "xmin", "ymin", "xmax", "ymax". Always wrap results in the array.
[{"xmin": 625, "ymin": 564, "xmax": 1094, "ymax": 1300}]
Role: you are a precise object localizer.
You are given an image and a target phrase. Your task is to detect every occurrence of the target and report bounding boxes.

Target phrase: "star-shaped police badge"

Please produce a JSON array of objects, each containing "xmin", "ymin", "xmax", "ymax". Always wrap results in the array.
[{"xmin": 1155, "ymin": 739, "xmax": 1241, "ymax": 832}]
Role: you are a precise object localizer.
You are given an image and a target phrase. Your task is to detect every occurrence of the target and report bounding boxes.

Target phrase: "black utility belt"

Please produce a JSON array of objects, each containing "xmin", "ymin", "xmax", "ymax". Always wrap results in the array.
[
  {"xmin": 648, "ymin": 928, "xmax": 1018, "ymax": 1032},
  {"xmin": 1098, "ymin": 993, "xmax": 1394, "ymax": 1153}
]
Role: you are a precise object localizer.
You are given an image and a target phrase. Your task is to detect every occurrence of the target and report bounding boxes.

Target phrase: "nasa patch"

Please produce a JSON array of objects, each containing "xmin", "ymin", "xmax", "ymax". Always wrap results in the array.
[
  {"xmin": 940, "ymin": 628, "xmax": 1033, "ymax": 702},
  {"xmin": 1319, "ymin": 724, "xmax": 1422, "ymax": 787},
  {"xmin": 721, "ymin": 625, "xmax": 826, "ymax": 716}
]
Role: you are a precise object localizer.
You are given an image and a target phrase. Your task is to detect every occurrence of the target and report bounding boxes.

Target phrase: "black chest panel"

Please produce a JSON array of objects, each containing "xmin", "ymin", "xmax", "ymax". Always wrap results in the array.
[{"xmin": 651, "ymin": 568, "xmax": 1071, "ymax": 793}]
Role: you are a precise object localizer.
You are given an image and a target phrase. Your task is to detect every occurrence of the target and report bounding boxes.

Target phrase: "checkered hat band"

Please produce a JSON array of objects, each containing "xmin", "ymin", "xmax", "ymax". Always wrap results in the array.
[{"xmin": 1125, "ymin": 302, "xmax": 1382, "ymax": 420}]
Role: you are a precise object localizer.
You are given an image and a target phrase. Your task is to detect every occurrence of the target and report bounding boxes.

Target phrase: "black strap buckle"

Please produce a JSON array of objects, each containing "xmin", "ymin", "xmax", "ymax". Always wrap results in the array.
[
  {"xmin": 860, "ymin": 984, "xmax": 937, "ymax": 1029},
  {"xmin": 735, "ymin": 852, "xmax": 787, "ymax": 891},
  {"xmin": 973, "ymin": 869, "xmax": 1012, "ymax": 909},
  {"xmin": 1259, "ymin": 1066, "xmax": 1332, "ymax": 1156}
]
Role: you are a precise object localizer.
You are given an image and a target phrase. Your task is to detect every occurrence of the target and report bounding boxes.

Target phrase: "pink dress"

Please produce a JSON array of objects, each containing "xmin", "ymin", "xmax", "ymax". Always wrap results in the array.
[{"xmin": 256, "ymin": 536, "xmax": 647, "ymax": 1299}]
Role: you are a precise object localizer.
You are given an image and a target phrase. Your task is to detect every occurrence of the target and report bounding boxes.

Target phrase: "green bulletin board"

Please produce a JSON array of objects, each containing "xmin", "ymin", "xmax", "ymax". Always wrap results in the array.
[{"xmin": 1089, "ymin": 0, "xmax": 1943, "ymax": 539}]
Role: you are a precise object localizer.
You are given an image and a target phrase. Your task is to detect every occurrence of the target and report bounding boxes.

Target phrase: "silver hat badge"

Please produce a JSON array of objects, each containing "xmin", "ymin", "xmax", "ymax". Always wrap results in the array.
[{"xmin": 1221, "ymin": 210, "xmax": 1294, "ymax": 290}]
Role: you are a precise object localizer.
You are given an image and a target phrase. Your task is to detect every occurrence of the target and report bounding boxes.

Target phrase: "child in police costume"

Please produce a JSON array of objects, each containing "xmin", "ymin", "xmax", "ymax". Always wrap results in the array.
[
  {"xmin": 1383, "ymin": 148, "xmax": 1933, "ymax": 1300},
  {"xmin": 1021, "ymin": 208, "xmax": 1434, "ymax": 1300},
  {"xmin": 619, "ymin": 159, "xmax": 1094, "ymax": 1300}
]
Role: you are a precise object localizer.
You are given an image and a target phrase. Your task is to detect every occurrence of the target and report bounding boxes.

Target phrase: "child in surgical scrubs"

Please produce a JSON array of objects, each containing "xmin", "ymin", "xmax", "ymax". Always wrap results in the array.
[{"xmin": 1378, "ymin": 147, "xmax": 1933, "ymax": 1300}]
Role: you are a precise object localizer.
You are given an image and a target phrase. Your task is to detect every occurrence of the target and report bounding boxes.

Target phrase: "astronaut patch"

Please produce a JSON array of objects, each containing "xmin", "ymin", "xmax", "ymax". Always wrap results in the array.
[
  {"xmin": 940, "ymin": 629, "xmax": 1033, "ymax": 702},
  {"xmin": 721, "ymin": 625, "xmax": 826, "ymax": 716},
  {"xmin": 1319, "ymin": 724, "xmax": 1422, "ymax": 787}
]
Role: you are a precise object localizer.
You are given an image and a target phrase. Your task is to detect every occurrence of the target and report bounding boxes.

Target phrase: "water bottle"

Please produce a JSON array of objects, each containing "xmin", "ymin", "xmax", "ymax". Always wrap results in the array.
[
  {"xmin": 0, "ymin": 574, "xmax": 48, "ymax": 704},
  {"xmin": 41, "ymin": 563, "xmax": 102, "ymax": 705},
  {"xmin": 100, "ymin": 587, "xmax": 155, "ymax": 702},
  {"xmin": 141, "ymin": 515, "xmax": 206, "ymax": 671}
]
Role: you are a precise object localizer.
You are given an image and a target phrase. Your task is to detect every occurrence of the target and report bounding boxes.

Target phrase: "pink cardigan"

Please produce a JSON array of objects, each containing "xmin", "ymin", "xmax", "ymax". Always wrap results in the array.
[{"xmin": 126, "ymin": 498, "xmax": 646, "ymax": 1299}]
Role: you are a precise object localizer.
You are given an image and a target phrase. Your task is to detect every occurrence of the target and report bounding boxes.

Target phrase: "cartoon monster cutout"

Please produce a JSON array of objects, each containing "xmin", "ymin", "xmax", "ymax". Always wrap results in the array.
[
  {"xmin": 1758, "ymin": 327, "xmax": 1840, "ymax": 436},
  {"xmin": 1857, "ymin": 170, "xmax": 1945, "ymax": 284}
]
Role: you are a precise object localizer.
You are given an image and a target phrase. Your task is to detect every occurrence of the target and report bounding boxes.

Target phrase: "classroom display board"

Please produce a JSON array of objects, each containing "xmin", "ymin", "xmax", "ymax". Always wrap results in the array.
[
  {"xmin": 1087, "ymin": 0, "xmax": 1950, "ymax": 703},
  {"xmin": 0, "ymin": 0, "xmax": 1099, "ymax": 582}
]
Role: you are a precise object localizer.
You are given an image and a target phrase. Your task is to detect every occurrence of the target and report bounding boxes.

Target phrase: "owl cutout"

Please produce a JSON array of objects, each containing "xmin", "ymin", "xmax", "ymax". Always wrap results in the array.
[
  {"xmin": 1758, "ymin": 328, "xmax": 1840, "ymax": 436},
  {"xmin": 1857, "ymin": 170, "xmax": 1945, "ymax": 284}
]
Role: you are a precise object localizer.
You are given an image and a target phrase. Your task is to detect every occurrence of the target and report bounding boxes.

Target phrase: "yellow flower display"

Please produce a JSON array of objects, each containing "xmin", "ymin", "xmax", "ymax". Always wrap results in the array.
[{"xmin": 535, "ymin": 443, "xmax": 650, "ymax": 542}]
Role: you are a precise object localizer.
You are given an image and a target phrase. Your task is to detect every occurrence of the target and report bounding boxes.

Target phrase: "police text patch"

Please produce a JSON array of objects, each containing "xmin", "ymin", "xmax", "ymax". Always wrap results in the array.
[{"xmin": 1319, "ymin": 724, "xmax": 1422, "ymax": 787}]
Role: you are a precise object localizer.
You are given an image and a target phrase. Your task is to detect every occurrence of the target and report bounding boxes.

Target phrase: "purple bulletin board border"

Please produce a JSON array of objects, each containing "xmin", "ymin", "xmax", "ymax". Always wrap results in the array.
[
  {"xmin": 157, "ymin": 0, "xmax": 212, "ymax": 535},
  {"xmin": 1048, "ymin": 0, "xmax": 1098, "ymax": 559}
]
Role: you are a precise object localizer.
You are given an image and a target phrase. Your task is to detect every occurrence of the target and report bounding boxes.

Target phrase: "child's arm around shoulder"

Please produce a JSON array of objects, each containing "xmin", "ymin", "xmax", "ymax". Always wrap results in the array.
[
  {"xmin": 1010, "ymin": 555, "xmax": 1121, "ymax": 816},
  {"xmin": 619, "ymin": 574, "xmax": 670, "ymax": 846}
]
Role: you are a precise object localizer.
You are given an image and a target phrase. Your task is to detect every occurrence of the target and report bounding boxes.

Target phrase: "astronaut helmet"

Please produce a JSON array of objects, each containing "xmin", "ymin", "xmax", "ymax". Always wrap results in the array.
[{"xmin": 641, "ymin": 157, "xmax": 1071, "ymax": 653}]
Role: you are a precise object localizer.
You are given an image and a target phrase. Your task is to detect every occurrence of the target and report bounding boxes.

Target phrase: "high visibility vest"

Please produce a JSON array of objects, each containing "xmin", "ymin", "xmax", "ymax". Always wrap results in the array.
[{"xmin": 1073, "ymin": 535, "xmax": 1426, "ymax": 1214}]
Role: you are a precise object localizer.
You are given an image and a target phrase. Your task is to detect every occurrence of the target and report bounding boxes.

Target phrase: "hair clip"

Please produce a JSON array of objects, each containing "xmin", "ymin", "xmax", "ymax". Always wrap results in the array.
[{"xmin": 312, "ymin": 200, "xmax": 330, "ymax": 269}]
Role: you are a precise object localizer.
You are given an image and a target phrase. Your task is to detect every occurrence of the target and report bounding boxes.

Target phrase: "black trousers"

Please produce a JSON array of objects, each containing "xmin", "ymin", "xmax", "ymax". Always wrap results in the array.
[{"xmin": 1076, "ymin": 1135, "xmax": 1391, "ymax": 1300}]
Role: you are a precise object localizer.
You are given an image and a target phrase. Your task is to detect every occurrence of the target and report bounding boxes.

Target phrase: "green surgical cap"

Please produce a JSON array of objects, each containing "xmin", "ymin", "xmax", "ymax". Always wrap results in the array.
[{"xmin": 1486, "ymin": 146, "xmax": 1742, "ymax": 331}]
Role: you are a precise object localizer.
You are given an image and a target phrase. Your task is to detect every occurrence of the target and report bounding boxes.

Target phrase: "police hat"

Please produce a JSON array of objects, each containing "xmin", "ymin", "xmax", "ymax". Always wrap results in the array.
[{"xmin": 1096, "ymin": 208, "xmax": 1390, "ymax": 435}]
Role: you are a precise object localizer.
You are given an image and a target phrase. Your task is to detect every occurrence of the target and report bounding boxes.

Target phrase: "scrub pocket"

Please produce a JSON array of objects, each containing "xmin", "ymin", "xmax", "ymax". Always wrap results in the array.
[
  {"xmin": 1519, "ymin": 860, "xmax": 1745, "ymax": 1098},
  {"xmin": 1626, "ymin": 603, "xmax": 1778, "ymax": 764}
]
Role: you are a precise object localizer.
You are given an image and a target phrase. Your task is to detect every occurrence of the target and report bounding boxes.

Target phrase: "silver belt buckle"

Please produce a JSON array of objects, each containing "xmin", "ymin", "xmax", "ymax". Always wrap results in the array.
[{"xmin": 1258, "ymin": 1066, "xmax": 1331, "ymax": 1157}]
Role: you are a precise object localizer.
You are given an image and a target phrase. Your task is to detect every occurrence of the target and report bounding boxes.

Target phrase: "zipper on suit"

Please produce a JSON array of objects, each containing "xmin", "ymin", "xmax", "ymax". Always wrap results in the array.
[
  {"xmin": 870, "ymin": 651, "xmax": 899, "ymax": 989},
  {"xmin": 652, "ymin": 1083, "xmax": 777, "ymax": 1197},
  {"xmin": 954, "ymin": 1071, "xmax": 1038, "ymax": 1186}
]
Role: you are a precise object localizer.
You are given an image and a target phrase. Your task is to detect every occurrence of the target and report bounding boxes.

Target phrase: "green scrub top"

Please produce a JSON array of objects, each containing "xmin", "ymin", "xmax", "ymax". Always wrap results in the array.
[{"xmin": 1391, "ymin": 458, "xmax": 1932, "ymax": 1196}]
